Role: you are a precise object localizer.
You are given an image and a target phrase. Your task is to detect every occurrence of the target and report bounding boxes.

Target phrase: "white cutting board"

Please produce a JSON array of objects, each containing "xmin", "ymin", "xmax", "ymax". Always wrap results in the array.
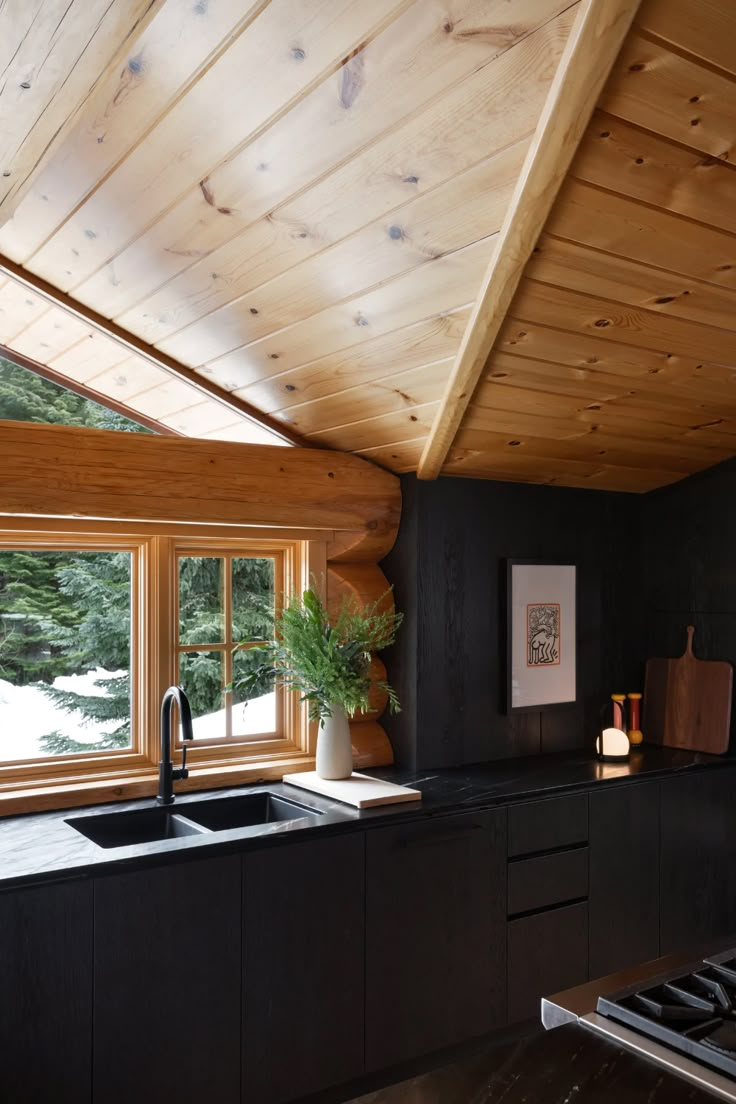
[{"xmin": 282, "ymin": 771, "xmax": 422, "ymax": 809}]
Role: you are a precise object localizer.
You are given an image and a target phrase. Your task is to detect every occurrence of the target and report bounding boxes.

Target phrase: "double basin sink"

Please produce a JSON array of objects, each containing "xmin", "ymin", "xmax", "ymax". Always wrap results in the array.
[{"xmin": 66, "ymin": 791, "xmax": 322, "ymax": 849}]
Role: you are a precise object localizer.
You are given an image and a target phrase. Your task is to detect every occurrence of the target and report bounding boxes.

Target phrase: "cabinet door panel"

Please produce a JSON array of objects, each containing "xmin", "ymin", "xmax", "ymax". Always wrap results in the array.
[
  {"xmin": 589, "ymin": 782, "xmax": 659, "ymax": 978},
  {"xmin": 508, "ymin": 901, "xmax": 588, "ymax": 1024},
  {"xmin": 94, "ymin": 856, "xmax": 240, "ymax": 1104},
  {"xmin": 365, "ymin": 810, "xmax": 507, "ymax": 1072},
  {"xmin": 661, "ymin": 769, "xmax": 736, "ymax": 955},
  {"xmin": 243, "ymin": 834, "xmax": 365, "ymax": 1104},
  {"xmin": 0, "ymin": 880, "xmax": 92, "ymax": 1104}
]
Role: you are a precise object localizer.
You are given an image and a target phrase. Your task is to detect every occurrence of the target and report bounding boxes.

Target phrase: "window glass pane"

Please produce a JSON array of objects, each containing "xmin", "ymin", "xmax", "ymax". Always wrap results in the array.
[
  {"xmin": 0, "ymin": 354, "xmax": 151, "ymax": 433},
  {"xmin": 0, "ymin": 550, "xmax": 133, "ymax": 761},
  {"xmin": 232, "ymin": 557, "xmax": 274, "ymax": 642},
  {"xmin": 232, "ymin": 646, "xmax": 277, "ymax": 737},
  {"xmin": 178, "ymin": 651, "xmax": 225, "ymax": 740},
  {"xmin": 178, "ymin": 556, "xmax": 223, "ymax": 644}
]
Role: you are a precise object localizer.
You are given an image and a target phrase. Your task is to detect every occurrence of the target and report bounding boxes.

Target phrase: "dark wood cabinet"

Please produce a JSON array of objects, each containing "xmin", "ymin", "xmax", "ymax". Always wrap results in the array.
[
  {"xmin": 660, "ymin": 767, "xmax": 736, "ymax": 955},
  {"xmin": 506, "ymin": 793, "xmax": 590, "ymax": 1023},
  {"xmin": 508, "ymin": 901, "xmax": 588, "ymax": 1023},
  {"xmin": 508, "ymin": 793, "xmax": 588, "ymax": 857},
  {"xmin": 508, "ymin": 846, "xmax": 588, "ymax": 916},
  {"xmin": 365, "ymin": 810, "xmax": 507, "ymax": 1071},
  {"xmin": 93, "ymin": 855, "xmax": 241, "ymax": 1104},
  {"xmin": 0, "ymin": 879, "xmax": 92, "ymax": 1104},
  {"xmin": 589, "ymin": 782, "xmax": 660, "ymax": 978},
  {"xmin": 6, "ymin": 766, "xmax": 736, "ymax": 1104},
  {"xmin": 242, "ymin": 834, "xmax": 365, "ymax": 1104}
]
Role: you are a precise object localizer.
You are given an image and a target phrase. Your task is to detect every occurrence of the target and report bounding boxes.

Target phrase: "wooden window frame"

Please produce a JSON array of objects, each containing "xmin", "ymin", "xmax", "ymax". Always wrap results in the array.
[
  {"xmin": 0, "ymin": 532, "xmax": 151, "ymax": 785},
  {"xmin": 173, "ymin": 547, "xmax": 284, "ymax": 749},
  {"xmin": 0, "ymin": 521, "xmax": 325, "ymax": 812},
  {"xmin": 166, "ymin": 536, "xmax": 308, "ymax": 769}
]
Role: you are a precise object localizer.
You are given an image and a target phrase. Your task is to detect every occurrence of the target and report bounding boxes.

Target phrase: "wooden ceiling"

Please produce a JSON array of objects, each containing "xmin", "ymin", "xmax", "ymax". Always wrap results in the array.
[
  {"xmin": 434, "ymin": 0, "xmax": 736, "ymax": 490},
  {"xmin": 1, "ymin": 0, "xmax": 734, "ymax": 491},
  {"xmin": 0, "ymin": 0, "xmax": 576, "ymax": 453}
]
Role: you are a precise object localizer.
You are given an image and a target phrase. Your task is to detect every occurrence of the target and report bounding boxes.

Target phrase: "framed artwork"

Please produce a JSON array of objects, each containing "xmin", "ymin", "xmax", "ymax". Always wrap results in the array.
[{"xmin": 506, "ymin": 560, "xmax": 577, "ymax": 713}]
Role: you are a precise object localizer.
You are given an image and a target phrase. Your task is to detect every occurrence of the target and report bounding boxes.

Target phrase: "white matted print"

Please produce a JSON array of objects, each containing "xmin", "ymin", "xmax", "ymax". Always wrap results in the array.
[{"xmin": 508, "ymin": 562, "xmax": 576, "ymax": 711}]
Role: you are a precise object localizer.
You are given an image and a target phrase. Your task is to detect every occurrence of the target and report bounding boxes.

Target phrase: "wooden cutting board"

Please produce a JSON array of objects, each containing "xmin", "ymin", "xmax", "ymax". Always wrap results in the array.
[
  {"xmin": 644, "ymin": 626, "xmax": 733, "ymax": 753},
  {"xmin": 283, "ymin": 771, "xmax": 422, "ymax": 808}
]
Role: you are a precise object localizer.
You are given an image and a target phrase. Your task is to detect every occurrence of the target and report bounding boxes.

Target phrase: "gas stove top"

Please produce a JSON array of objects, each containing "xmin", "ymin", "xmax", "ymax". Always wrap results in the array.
[
  {"xmin": 542, "ymin": 942, "xmax": 736, "ymax": 1102},
  {"xmin": 597, "ymin": 950, "xmax": 736, "ymax": 1081}
]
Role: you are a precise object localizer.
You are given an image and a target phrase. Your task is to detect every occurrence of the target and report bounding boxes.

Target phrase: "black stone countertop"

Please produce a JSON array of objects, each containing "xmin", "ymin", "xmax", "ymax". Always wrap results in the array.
[
  {"xmin": 346, "ymin": 1023, "xmax": 716, "ymax": 1103},
  {"xmin": 0, "ymin": 745, "xmax": 731, "ymax": 891}
]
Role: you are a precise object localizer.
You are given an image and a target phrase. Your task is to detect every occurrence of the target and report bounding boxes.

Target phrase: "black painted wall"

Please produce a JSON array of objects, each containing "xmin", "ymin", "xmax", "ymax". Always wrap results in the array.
[
  {"xmin": 644, "ymin": 457, "xmax": 736, "ymax": 746},
  {"xmin": 381, "ymin": 474, "xmax": 646, "ymax": 770}
]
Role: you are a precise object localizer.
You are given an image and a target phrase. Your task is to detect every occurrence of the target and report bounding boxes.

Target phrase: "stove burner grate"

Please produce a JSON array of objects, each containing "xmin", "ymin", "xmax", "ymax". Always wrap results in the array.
[{"xmin": 597, "ymin": 951, "xmax": 736, "ymax": 1082}]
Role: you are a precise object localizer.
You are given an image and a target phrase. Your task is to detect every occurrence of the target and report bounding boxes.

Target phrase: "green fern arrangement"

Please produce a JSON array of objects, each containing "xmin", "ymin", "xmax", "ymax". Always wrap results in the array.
[{"xmin": 232, "ymin": 586, "xmax": 402, "ymax": 723}]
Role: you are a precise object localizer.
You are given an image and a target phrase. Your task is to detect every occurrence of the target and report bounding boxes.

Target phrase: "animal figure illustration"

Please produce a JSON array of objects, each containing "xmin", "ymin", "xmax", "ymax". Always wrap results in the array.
[{"xmin": 527, "ymin": 604, "xmax": 560, "ymax": 666}]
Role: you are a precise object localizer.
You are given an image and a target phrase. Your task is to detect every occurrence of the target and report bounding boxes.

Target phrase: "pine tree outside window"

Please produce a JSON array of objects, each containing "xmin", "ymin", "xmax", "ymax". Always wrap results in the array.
[
  {"xmin": 176, "ymin": 552, "xmax": 279, "ymax": 744},
  {"xmin": 0, "ymin": 547, "xmax": 135, "ymax": 761}
]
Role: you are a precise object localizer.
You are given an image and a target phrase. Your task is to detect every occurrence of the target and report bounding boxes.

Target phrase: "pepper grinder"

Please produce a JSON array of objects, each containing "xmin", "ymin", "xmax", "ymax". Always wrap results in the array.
[{"xmin": 627, "ymin": 692, "xmax": 643, "ymax": 746}]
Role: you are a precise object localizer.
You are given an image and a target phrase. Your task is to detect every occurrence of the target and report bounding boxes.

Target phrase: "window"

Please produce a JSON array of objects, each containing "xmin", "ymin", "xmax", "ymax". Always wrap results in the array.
[
  {"xmin": 176, "ymin": 552, "xmax": 278, "ymax": 743},
  {"xmin": 0, "ymin": 353, "xmax": 151, "ymax": 434},
  {"xmin": 0, "ymin": 527, "xmax": 313, "ymax": 802},
  {"xmin": 0, "ymin": 546, "xmax": 136, "ymax": 763}
]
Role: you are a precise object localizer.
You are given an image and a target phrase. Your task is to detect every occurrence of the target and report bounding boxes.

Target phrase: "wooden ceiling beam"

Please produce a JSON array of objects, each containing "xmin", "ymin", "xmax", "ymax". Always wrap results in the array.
[
  {"xmin": 0, "ymin": 420, "xmax": 400, "ymax": 534},
  {"xmin": 416, "ymin": 0, "xmax": 642, "ymax": 480},
  {"xmin": 0, "ymin": 254, "xmax": 304, "ymax": 447}
]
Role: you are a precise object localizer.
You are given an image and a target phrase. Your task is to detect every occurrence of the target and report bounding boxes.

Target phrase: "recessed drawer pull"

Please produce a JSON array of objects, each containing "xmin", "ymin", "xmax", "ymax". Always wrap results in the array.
[{"xmin": 508, "ymin": 846, "xmax": 589, "ymax": 915}]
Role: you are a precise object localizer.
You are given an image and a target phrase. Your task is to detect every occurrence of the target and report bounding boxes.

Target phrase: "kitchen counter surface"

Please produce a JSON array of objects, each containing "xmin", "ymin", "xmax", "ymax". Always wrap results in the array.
[
  {"xmin": 344, "ymin": 1023, "xmax": 717, "ymax": 1103},
  {"xmin": 0, "ymin": 745, "xmax": 731, "ymax": 890},
  {"xmin": 369, "ymin": 742, "xmax": 727, "ymax": 804}
]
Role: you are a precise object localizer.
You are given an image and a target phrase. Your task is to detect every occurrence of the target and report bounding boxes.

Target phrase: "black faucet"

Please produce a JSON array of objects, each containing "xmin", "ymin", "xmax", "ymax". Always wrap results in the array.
[{"xmin": 157, "ymin": 686, "xmax": 194, "ymax": 805}]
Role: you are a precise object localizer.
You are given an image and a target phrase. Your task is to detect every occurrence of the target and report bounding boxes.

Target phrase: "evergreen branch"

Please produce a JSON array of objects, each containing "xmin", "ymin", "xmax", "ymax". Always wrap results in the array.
[{"xmin": 231, "ymin": 585, "xmax": 402, "ymax": 723}]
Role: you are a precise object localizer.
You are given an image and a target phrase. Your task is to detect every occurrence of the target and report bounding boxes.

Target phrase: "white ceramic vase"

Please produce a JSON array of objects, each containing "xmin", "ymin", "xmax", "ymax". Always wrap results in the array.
[{"xmin": 316, "ymin": 706, "xmax": 353, "ymax": 780}]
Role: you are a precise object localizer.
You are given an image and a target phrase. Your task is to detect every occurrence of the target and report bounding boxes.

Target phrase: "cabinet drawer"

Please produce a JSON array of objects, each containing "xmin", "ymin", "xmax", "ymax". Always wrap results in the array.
[
  {"xmin": 508, "ymin": 793, "xmax": 588, "ymax": 857},
  {"xmin": 508, "ymin": 901, "xmax": 588, "ymax": 1024},
  {"xmin": 508, "ymin": 847, "xmax": 588, "ymax": 916}
]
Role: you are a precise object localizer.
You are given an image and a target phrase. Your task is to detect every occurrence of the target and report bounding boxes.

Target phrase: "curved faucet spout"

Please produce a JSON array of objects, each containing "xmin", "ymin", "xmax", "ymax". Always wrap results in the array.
[{"xmin": 157, "ymin": 686, "xmax": 194, "ymax": 805}]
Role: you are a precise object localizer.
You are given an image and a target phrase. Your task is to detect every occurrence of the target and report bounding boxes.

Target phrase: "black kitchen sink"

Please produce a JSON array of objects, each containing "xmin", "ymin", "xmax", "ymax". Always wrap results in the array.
[
  {"xmin": 66, "ymin": 791, "xmax": 321, "ymax": 847},
  {"xmin": 181, "ymin": 792, "xmax": 322, "ymax": 831},
  {"xmin": 66, "ymin": 806, "xmax": 209, "ymax": 848}
]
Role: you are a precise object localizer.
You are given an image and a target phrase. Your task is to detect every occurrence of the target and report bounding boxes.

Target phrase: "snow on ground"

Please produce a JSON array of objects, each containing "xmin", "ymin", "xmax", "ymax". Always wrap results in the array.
[
  {"xmin": 0, "ymin": 670, "xmax": 276, "ymax": 761},
  {"xmin": 0, "ymin": 669, "xmax": 122, "ymax": 761},
  {"xmin": 192, "ymin": 693, "xmax": 276, "ymax": 741}
]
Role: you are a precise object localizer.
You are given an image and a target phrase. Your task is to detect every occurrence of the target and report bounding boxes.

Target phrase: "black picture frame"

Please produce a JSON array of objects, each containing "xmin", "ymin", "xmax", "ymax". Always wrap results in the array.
[{"xmin": 505, "ymin": 558, "xmax": 578, "ymax": 714}]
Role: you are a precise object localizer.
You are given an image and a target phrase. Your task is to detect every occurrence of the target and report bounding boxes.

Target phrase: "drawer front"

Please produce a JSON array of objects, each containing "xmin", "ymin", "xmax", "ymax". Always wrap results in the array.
[
  {"xmin": 508, "ymin": 793, "xmax": 588, "ymax": 857},
  {"xmin": 508, "ymin": 847, "xmax": 588, "ymax": 916},
  {"xmin": 508, "ymin": 901, "xmax": 588, "ymax": 1024}
]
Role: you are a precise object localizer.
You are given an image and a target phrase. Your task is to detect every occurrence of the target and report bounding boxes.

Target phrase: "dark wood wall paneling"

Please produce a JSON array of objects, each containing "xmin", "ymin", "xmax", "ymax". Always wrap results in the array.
[
  {"xmin": 380, "ymin": 476, "xmax": 419, "ymax": 768},
  {"xmin": 382, "ymin": 474, "xmax": 645, "ymax": 769},
  {"xmin": 645, "ymin": 457, "xmax": 736, "ymax": 746}
]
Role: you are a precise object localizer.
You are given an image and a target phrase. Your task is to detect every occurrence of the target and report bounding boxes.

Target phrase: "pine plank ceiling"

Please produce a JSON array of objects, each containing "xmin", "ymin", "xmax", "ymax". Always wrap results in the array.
[{"xmin": 0, "ymin": 0, "xmax": 734, "ymax": 491}]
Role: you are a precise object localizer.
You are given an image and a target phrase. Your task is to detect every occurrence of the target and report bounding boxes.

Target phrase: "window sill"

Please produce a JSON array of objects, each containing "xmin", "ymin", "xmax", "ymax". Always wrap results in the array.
[{"xmin": 0, "ymin": 721, "xmax": 394, "ymax": 815}]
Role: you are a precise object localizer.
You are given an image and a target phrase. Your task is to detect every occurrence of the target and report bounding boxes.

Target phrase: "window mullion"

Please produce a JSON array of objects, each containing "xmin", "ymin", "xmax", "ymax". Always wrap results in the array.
[{"xmin": 150, "ymin": 536, "xmax": 175, "ymax": 764}]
